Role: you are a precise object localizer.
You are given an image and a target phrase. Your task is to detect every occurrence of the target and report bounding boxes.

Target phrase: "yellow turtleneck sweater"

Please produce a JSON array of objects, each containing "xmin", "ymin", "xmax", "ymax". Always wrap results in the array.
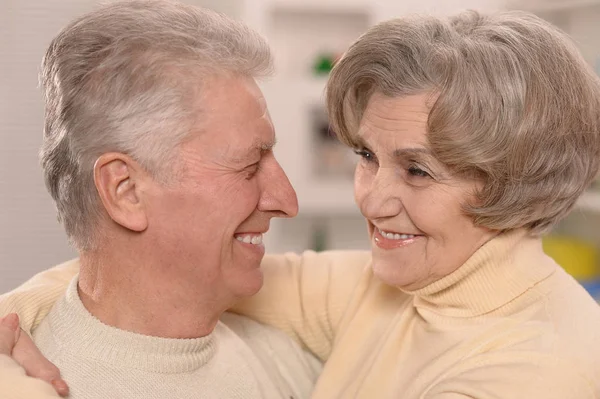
[{"xmin": 1, "ymin": 229, "xmax": 599, "ymax": 398}]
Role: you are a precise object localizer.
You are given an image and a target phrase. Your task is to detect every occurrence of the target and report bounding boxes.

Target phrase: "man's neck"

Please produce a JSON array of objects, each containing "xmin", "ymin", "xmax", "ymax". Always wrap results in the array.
[{"xmin": 77, "ymin": 250, "xmax": 228, "ymax": 339}]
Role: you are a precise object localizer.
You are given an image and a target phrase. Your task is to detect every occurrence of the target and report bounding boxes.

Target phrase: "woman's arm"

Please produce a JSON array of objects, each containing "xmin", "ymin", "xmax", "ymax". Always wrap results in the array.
[
  {"xmin": 0, "ymin": 315, "xmax": 64, "ymax": 399},
  {"xmin": 0, "ymin": 259, "xmax": 79, "ymax": 333},
  {"xmin": 231, "ymin": 250, "xmax": 371, "ymax": 361},
  {"xmin": 0, "ymin": 250, "xmax": 371, "ymax": 364}
]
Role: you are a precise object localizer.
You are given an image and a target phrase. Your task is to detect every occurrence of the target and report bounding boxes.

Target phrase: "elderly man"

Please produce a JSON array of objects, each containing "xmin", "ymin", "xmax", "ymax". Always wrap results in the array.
[{"xmin": 0, "ymin": 1, "xmax": 321, "ymax": 398}]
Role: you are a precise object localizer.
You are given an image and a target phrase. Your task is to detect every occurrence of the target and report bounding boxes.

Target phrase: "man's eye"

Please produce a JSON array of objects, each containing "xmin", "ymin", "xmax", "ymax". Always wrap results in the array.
[{"xmin": 245, "ymin": 163, "xmax": 260, "ymax": 179}]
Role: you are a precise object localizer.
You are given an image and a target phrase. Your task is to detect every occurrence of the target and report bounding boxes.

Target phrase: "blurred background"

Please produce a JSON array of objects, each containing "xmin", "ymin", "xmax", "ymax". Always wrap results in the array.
[{"xmin": 1, "ymin": 0, "xmax": 599, "ymax": 299}]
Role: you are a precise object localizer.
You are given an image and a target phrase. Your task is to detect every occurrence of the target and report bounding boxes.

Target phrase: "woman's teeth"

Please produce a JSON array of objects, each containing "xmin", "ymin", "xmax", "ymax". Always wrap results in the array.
[
  {"xmin": 377, "ymin": 228, "xmax": 415, "ymax": 240},
  {"xmin": 235, "ymin": 234, "xmax": 263, "ymax": 245}
]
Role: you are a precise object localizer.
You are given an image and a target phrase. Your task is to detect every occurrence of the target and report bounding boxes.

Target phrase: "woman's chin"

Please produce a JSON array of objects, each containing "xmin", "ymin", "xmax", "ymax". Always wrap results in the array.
[{"xmin": 371, "ymin": 258, "xmax": 409, "ymax": 288}]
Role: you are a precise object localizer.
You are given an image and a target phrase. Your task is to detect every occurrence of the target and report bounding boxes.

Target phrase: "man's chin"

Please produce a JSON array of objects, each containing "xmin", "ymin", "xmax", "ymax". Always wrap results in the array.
[{"xmin": 231, "ymin": 267, "xmax": 264, "ymax": 298}]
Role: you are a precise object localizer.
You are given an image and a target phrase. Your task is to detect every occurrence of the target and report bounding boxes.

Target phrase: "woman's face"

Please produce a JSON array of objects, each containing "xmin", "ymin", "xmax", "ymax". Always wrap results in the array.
[{"xmin": 354, "ymin": 92, "xmax": 498, "ymax": 290}]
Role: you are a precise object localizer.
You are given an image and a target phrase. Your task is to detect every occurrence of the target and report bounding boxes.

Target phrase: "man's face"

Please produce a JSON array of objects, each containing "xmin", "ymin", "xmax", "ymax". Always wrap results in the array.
[{"xmin": 144, "ymin": 75, "xmax": 298, "ymax": 303}]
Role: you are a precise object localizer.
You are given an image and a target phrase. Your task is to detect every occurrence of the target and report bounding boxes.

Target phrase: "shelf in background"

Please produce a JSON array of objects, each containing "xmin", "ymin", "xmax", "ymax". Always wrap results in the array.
[
  {"xmin": 576, "ymin": 191, "xmax": 600, "ymax": 213},
  {"xmin": 507, "ymin": 0, "xmax": 600, "ymax": 13},
  {"xmin": 296, "ymin": 188, "xmax": 600, "ymax": 215},
  {"xmin": 266, "ymin": 3, "xmax": 370, "ymax": 80},
  {"xmin": 261, "ymin": 77, "xmax": 329, "ymax": 105},
  {"xmin": 296, "ymin": 178, "xmax": 359, "ymax": 215},
  {"xmin": 267, "ymin": 0, "xmax": 371, "ymax": 15}
]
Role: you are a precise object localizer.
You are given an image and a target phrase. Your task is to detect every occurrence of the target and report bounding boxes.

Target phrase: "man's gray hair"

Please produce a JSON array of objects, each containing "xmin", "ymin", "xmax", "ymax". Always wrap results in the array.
[{"xmin": 39, "ymin": 0, "xmax": 273, "ymax": 250}]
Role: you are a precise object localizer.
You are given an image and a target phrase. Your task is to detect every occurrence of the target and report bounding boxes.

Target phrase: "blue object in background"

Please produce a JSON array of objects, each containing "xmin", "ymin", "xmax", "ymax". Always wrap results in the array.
[{"xmin": 582, "ymin": 279, "xmax": 600, "ymax": 304}]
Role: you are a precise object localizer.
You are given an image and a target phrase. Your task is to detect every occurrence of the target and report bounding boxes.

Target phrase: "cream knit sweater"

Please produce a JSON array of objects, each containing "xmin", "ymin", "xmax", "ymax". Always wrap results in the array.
[
  {"xmin": 2, "ymin": 229, "xmax": 600, "ymax": 398},
  {"xmin": 0, "ymin": 277, "xmax": 321, "ymax": 399}
]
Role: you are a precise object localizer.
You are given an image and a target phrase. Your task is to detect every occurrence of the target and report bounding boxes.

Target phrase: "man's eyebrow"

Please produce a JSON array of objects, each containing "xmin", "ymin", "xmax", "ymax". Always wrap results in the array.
[
  {"xmin": 231, "ymin": 138, "xmax": 277, "ymax": 163},
  {"xmin": 258, "ymin": 137, "xmax": 277, "ymax": 152}
]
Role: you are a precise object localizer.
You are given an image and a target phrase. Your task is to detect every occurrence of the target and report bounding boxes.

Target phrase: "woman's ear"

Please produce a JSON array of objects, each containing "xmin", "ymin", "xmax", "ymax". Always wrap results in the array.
[{"xmin": 93, "ymin": 153, "xmax": 148, "ymax": 232}]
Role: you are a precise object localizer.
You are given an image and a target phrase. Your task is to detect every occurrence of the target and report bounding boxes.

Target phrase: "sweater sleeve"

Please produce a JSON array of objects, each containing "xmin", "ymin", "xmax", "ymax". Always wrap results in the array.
[
  {"xmin": 230, "ymin": 250, "xmax": 371, "ymax": 362},
  {"xmin": 426, "ymin": 354, "xmax": 597, "ymax": 399},
  {"xmin": 0, "ymin": 356, "xmax": 61, "ymax": 398},
  {"xmin": 0, "ymin": 259, "xmax": 79, "ymax": 333}
]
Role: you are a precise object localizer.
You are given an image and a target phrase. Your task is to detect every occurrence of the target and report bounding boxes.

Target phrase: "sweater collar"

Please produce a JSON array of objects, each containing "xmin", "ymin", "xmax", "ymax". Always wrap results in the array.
[
  {"xmin": 404, "ymin": 229, "xmax": 557, "ymax": 318},
  {"xmin": 44, "ymin": 277, "xmax": 218, "ymax": 373}
]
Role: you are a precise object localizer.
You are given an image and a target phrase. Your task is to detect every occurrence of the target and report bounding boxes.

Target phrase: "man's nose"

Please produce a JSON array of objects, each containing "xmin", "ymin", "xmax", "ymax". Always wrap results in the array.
[{"xmin": 257, "ymin": 155, "xmax": 298, "ymax": 218}]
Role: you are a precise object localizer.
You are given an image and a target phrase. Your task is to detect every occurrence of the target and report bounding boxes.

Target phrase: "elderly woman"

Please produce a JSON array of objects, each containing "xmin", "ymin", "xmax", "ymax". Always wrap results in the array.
[{"xmin": 2, "ymin": 10, "xmax": 600, "ymax": 398}]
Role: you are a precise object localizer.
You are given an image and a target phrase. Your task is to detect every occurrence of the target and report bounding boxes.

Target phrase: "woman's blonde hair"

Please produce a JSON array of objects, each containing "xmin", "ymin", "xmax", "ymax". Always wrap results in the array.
[{"xmin": 327, "ymin": 10, "xmax": 600, "ymax": 234}]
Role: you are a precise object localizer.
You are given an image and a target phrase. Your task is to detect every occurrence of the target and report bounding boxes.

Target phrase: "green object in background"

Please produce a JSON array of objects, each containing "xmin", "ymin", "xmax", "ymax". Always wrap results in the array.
[
  {"xmin": 312, "ymin": 224, "xmax": 328, "ymax": 252},
  {"xmin": 313, "ymin": 54, "xmax": 335, "ymax": 75},
  {"xmin": 542, "ymin": 235, "xmax": 599, "ymax": 281}
]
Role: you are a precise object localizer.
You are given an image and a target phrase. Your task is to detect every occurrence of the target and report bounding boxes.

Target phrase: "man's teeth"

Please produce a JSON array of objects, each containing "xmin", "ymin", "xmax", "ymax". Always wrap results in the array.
[
  {"xmin": 235, "ymin": 234, "xmax": 263, "ymax": 245},
  {"xmin": 377, "ymin": 228, "xmax": 415, "ymax": 240}
]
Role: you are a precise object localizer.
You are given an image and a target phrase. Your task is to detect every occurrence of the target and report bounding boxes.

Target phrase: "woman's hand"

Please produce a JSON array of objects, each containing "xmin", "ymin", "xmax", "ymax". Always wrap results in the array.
[
  {"xmin": 0, "ymin": 314, "xmax": 20, "ymax": 355},
  {"xmin": 0, "ymin": 314, "xmax": 69, "ymax": 397}
]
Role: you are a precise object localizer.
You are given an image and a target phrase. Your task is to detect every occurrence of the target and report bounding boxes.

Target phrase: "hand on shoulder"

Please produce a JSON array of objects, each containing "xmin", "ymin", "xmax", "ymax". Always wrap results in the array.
[{"xmin": 0, "ymin": 314, "xmax": 69, "ymax": 397}]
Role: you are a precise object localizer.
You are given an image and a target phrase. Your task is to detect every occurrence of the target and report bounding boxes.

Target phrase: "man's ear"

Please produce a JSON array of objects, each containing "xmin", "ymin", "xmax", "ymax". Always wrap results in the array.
[{"xmin": 93, "ymin": 153, "xmax": 148, "ymax": 232}]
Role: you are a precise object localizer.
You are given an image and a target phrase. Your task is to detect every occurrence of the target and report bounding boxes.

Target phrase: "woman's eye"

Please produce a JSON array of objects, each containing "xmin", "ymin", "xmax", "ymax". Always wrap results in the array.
[
  {"xmin": 354, "ymin": 148, "xmax": 376, "ymax": 163},
  {"xmin": 407, "ymin": 165, "xmax": 431, "ymax": 178}
]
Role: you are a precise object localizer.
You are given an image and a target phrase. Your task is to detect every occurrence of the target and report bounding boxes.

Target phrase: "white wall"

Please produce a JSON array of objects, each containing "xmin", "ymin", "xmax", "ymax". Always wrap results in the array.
[
  {"xmin": 375, "ymin": 0, "xmax": 504, "ymax": 20},
  {"xmin": 565, "ymin": 5, "xmax": 600, "ymax": 68},
  {"xmin": 0, "ymin": 1, "xmax": 96, "ymax": 294}
]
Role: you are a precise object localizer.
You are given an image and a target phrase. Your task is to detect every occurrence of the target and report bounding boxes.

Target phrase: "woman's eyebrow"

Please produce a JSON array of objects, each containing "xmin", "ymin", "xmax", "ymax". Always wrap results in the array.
[
  {"xmin": 349, "ymin": 135, "xmax": 369, "ymax": 149},
  {"xmin": 392, "ymin": 147, "xmax": 433, "ymax": 160}
]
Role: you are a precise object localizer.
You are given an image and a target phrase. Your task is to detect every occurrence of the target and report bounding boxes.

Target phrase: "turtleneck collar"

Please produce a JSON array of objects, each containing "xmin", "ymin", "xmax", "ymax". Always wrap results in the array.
[{"xmin": 405, "ymin": 229, "xmax": 557, "ymax": 318}]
